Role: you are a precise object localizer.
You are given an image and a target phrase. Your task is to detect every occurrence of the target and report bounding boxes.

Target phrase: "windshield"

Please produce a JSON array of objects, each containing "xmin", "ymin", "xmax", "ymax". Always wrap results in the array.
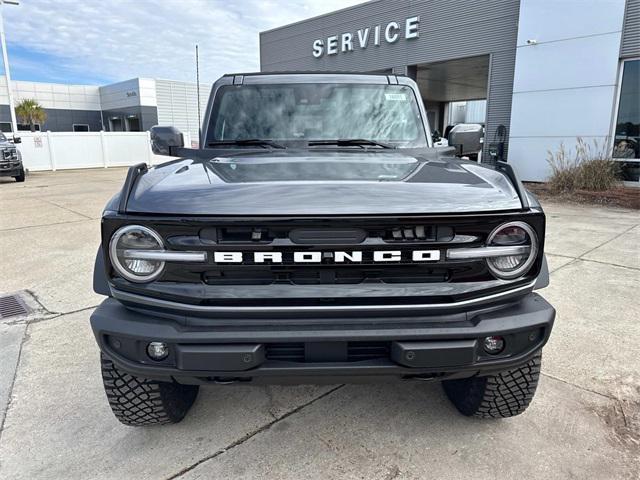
[{"xmin": 207, "ymin": 83, "xmax": 428, "ymax": 148}]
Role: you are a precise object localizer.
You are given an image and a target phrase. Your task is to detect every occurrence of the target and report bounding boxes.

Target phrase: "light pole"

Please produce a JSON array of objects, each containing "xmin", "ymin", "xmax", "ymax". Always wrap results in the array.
[{"xmin": 0, "ymin": 0, "xmax": 19, "ymax": 136}]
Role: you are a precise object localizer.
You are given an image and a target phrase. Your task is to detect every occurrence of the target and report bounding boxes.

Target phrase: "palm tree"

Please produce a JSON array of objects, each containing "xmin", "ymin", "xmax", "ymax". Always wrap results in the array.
[{"xmin": 15, "ymin": 99, "xmax": 47, "ymax": 132}]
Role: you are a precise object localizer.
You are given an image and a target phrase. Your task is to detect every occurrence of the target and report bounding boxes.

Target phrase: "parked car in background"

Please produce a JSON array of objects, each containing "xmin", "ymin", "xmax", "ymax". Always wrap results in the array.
[{"xmin": 0, "ymin": 133, "xmax": 24, "ymax": 182}]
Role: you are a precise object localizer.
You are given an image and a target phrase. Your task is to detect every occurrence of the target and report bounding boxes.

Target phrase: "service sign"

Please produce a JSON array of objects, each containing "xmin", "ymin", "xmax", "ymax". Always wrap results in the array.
[{"xmin": 312, "ymin": 16, "xmax": 420, "ymax": 58}]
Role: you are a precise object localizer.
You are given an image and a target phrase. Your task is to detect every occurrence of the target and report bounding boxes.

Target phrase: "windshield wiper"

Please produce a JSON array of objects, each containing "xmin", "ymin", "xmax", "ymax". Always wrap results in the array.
[
  {"xmin": 207, "ymin": 139, "xmax": 286, "ymax": 149},
  {"xmin": 307, "ymin": 139, "xmax": 396, "ymax": 149}
]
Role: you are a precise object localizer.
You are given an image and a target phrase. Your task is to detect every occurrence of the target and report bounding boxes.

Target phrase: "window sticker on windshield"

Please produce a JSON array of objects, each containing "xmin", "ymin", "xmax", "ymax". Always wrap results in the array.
[{"xmin": 384, "ymin": 93, "xmax": 407, "ymax": 101}]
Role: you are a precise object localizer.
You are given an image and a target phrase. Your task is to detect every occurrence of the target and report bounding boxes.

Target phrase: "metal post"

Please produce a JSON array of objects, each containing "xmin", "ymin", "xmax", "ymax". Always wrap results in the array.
[
  {"xmin": 196, "ymin": 44, "xmax": 202, "ymax": 148},
  {"xmin": 100, "ymin": 130, "xmax": 108, "ymax": 168},
  {"xmin": 0, "ymin": 1, "xmax": 19, "ymax": 135},
  {"xmin": 46, "ymin": 131, "xmax": 56, "ymax": 171}
]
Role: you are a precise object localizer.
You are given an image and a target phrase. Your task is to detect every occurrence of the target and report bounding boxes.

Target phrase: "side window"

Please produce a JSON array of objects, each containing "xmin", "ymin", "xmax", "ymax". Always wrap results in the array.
[
  {"xmin": 73, "ymin": 124, "xmax": 90, "ymax": 132},
  {"xmin": 18, "ymin": 123, "xmax": 40, "ymax": 131}
]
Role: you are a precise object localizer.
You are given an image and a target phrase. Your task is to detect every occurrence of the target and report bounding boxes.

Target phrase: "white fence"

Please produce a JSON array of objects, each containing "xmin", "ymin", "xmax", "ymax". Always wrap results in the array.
[{"xmin": 17, "ymin": 131, "xmax": 192, "ymax": 172}]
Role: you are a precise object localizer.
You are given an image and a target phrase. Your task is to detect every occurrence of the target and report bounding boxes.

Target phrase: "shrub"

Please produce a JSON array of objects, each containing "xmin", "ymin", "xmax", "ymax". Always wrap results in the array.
[
  {"xmin": 576, "ymin": 158, "xmax": 620, "ymax": 191},
  {"xmin": 546, "ymin": 138, "xmax": 620, "ymax": 193},
  {"xmin": 546, "ymin": 143, "xmax": 578, "ymax": 193}
]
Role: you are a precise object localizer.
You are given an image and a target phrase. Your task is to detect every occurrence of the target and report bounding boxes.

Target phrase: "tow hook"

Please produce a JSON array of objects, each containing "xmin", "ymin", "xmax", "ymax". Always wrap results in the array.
[
  {"xmin": 212, "ymin": 377, "xmax": 246, "ymax": 385},
  {"xmin": 402, "ymin": 374, "xmax": 443, "ymax": 382}
]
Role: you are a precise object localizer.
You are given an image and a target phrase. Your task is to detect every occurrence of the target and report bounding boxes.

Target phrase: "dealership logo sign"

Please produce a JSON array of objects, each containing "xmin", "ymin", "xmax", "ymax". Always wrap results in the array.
[{"xmin": 313, "ymin": 16, "xmax": 420, "ymax": 58}]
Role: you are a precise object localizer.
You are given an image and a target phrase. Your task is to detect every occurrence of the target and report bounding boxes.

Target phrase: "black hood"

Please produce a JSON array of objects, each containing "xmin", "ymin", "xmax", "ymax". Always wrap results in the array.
[{"xmin": 125, "ymin": 150, "xmax": 522, "ymax": 215}]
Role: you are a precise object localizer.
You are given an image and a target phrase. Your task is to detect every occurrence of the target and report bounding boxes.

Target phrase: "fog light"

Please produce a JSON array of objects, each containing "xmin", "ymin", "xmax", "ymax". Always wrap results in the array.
[
  {"xmin": 147, "ymin": 341, "xmax": 169, "ymax": 361},
  {"xmin": 483, "ymin": 336, "xmax": 505, "ymax": 354}
]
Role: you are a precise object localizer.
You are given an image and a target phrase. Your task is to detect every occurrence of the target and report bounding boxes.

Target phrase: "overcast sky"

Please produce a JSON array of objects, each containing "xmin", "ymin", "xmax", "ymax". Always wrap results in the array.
[{"xmin": 2, "ymin": 0, "xmax": 365, "ymax": 85}]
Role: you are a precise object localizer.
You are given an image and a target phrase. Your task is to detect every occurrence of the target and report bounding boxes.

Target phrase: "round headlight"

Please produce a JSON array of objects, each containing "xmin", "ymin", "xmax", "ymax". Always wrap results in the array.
[
  {"xmin": 486, "ymin": 221, "xmax": 538, "ymax": 280},
  {"xmin": 109, "ymin": 225, "xmax": 165, "ymax": 283}
]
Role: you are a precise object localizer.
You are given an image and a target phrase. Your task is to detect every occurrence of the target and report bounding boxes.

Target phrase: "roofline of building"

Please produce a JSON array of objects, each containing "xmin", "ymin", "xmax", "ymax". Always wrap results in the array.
[
  {"xmin": 151, "ymin": 77, "xmax": 212, "ymax": 86},
  {"xmin": 0, "ymin": 74, "xmax": 213, "ymax": 90},
  {"xmin": 0, "ymin": 74, "xmax": 102, "ymax": 89}
]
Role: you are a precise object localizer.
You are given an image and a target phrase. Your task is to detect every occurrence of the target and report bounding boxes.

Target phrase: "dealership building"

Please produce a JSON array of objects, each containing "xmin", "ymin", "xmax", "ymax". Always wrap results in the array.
[
  {"xmin": 0, "ymin": 76, "xmax": 209, "ymax": 143},
  {"xmin": 0, "ymin": 0, "xmax": 638, "ymax": 183},
  {"xmin": 260, "ymin": 0, "xmax": 640, "ymax": 182}
]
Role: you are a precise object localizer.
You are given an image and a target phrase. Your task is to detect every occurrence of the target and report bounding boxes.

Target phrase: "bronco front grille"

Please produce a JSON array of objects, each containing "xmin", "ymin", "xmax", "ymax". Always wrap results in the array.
[
  {"xmin": 105, "ymin": 213, "xmax": 545, "ymax": 291},
  {"xmin": 160, "ymin": 221, "xmax": 491, "ymax": 285}
]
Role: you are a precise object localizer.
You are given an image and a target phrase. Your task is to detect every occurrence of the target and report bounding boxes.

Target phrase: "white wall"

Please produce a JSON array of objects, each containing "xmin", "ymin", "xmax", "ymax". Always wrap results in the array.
[
  {"xmin": 17, "ymin": 131, "xmax": 190, "ymax": 171},
  {"xmin": 508, "ymin": 0, "xmax": 626, "ymax": 181},
  {"xmin": 0, "ymin": 76, "xmax": 101, "ymax": 111},
  {"xmin": 155, "ymin": 79, "xmax": 210, "ymax": 145},
  {"xmin": 0, "ymin": 76, "xmax": 159, "ymax": 112}
]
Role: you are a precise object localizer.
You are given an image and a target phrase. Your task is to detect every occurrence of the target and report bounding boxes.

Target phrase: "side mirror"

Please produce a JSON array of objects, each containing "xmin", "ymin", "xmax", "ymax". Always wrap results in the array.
[
  {"xmin": 448, "ymin": 124, "xmax": 483, "ymax": 157},
  {"xmin": 12, "ymin": 136, "xmax": 21, "ymax": 144},
  {"xmin": 150, "ymin": 126, "xmax": 184, "ymax": 156}
]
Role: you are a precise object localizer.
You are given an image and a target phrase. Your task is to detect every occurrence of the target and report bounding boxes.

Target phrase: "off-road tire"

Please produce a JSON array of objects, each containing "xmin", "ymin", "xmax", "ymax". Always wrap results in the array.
[
  {"xmin": 100, "ymin": 354, "xmax": 199, "ymax": 426},
  {"xmin": 14, "ymin": 169, "xmax": 25, "ymax": 182},
  {"xmin": 442, "ymin": 351, "xmax": 542, "ymax": 418}
]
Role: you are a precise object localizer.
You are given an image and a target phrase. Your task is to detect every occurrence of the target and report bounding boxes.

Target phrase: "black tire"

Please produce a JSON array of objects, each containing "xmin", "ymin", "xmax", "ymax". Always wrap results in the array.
[
  {"xmin": 14, "ymin": 169, "xmax": 25, "ymax": 182},
  {"xmin": 100, "ymin": 354, "xmax": 199, "ymax": 426},
  {"xmin": 442, "ymin": 351, "xmax": 542, "ymax": 418}
]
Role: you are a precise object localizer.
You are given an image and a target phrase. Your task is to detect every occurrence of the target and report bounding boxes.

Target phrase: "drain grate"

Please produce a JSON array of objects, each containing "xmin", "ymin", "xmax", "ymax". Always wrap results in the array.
[{"xmin": 0, "ymin": 294, "xmax": 30, "ymax": 319}]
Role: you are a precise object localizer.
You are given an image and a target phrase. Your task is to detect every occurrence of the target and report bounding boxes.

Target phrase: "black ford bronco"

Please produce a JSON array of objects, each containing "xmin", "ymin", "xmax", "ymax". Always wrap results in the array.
[{"xmin": 91, "ymin": 73, "xmax": 555, "ymax": 426}]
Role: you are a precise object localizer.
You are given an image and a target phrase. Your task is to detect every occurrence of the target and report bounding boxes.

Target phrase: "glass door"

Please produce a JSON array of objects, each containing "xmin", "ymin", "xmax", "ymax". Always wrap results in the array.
[{"xmin": 612, "ymin": 59, "xmax": 640, "ymax": 185}]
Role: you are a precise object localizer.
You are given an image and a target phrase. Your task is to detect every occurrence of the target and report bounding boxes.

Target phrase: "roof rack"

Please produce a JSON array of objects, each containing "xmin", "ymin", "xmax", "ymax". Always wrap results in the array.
[
  {"xmin": 118, "ymin": 163, "xmax": 148, "ymax": 214},
  {"xmin": 222, "ymin": 71, "xmax": 403, "ymax": 78}
]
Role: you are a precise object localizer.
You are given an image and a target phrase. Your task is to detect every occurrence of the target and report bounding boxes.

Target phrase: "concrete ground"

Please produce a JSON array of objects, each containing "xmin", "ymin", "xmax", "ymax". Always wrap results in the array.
[{"xmin": 0, "ymin": 168, "xmax": 638, "ymax": 479}]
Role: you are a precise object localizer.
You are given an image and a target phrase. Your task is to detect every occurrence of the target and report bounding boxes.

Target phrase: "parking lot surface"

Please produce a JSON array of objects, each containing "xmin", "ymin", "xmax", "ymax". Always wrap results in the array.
[{"xmin": 0, "ymin": 169, "xmax": 638, "ymax": 479}]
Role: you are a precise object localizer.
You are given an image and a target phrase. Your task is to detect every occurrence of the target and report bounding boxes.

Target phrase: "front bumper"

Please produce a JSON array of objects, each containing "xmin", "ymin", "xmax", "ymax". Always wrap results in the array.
[
  {"xmin": 91, "ymin": 293, "xmax": 555, "ymax": 384},
  {"xmin": 0, "ymin": 162, "xmax": 22, "ymax": 177}
]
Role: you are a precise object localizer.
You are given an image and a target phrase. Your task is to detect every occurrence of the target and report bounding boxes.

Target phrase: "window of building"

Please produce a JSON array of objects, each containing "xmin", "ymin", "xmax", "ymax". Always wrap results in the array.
[
  {"xmin": 17, "ymin": 123, "xmax": 41, "ymax": 131},
  {"xmin": 447, "ymin": 100, "xmax": 487, "ymax": 126},
  {"xmin": 109, "ymin": 117, "xmax": 123, "ymax": 132},
  {"xmin": 0, "ymin": 122, "xmax": 12, "ymax": 133},
  {"xmin": 126, "ymin": 115, "xmax": 141, "ymax": 132},
  {"xmin": 612, "ymin": 58, "xmax": 639, "ymax": 182},
  {"xmin": 73, "ymin": 124, "xmax": 90, "ymax": 132}
]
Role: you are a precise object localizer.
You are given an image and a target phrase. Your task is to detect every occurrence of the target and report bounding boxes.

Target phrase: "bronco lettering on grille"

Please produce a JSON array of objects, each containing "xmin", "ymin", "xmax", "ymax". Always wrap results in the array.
[{"xmin": 212, "ymin": 250, "xmax": 440, "ymax": 264}]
